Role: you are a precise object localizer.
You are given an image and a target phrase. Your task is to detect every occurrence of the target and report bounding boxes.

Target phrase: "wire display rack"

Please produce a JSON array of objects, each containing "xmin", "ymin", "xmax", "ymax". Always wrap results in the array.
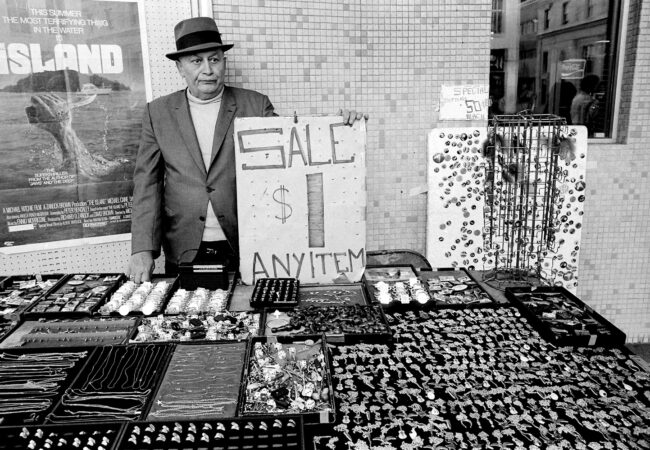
[{"xmin": 482, "ymin": 114, "xmax": 567, "ymax": 288}]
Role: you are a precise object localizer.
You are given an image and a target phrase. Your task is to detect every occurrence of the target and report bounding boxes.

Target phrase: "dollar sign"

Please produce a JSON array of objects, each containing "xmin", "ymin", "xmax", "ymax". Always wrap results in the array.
[{"xmin": 273, "ymin": 185, "xmax": 293, "ymax": 223}]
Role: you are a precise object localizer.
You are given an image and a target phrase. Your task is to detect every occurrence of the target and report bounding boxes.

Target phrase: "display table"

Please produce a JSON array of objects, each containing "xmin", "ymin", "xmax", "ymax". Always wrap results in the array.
[{"xmin": 0, "ymin": 266, "xmax": 648, "ymax": 450}]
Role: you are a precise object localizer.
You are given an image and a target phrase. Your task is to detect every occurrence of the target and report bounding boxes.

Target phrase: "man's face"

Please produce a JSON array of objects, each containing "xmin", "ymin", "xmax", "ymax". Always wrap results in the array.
[{"xmin": 176, "ymin": 49, "xmax": 226, "ymax": 100}]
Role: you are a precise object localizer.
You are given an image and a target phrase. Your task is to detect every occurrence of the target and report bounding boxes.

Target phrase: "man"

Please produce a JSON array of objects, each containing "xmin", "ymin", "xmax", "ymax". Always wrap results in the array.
[
  {"xmin": 127, "ymin": 17, "xmax": 366, "ymax": 283},
  {"xmin": 570, "ymin": 74, "xmax": 600, "ymax": 135}
]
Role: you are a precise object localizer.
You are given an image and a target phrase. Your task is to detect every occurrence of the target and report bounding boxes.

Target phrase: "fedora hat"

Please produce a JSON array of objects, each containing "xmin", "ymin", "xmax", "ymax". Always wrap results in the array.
[{"xmin": 166, "ymin": 17, "xmax": 233, "ymax": 60}]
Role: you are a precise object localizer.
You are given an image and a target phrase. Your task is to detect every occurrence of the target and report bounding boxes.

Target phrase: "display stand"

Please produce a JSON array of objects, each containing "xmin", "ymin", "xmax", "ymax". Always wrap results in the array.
[{"xmin": 482, "ymin": 114, "xmax": 568, "ymax": 288}]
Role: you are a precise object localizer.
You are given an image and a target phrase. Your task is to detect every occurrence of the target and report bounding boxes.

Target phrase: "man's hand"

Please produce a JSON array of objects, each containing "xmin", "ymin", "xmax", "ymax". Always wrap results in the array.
[
  {"xmin": 127, "ymin": 251, "xmax": 154, "ymax": 284},
  {"xmin": 338, "ymin": 109, "xmax": 369, "ymax": 126}
]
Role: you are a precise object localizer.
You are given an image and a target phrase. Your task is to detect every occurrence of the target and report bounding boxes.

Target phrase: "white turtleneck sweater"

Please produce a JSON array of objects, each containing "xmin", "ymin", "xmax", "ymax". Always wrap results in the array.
[{"xmin": 186, "ymin": 89, "xmax": 227, "ymax": 242}]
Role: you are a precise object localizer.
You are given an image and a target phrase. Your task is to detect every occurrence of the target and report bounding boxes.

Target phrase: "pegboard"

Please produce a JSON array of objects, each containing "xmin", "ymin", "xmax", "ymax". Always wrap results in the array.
[
  {"xmin": 0, "ymin": 0, "xmax": 191, "ymax": 275},
  {"xmin": 426, "ymin": 125, "xmax": 588, "ymax": 291}
]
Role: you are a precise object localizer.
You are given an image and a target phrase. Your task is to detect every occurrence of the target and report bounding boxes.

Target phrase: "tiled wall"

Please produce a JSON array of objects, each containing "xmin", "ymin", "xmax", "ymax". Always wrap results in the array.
[
  {"xmin": 578, "ymin": 0, "xmax": 650, "ymax": 343},
  {"xmin": 213, "ymin": 0, "xmax": 491, "ymax": 254}
]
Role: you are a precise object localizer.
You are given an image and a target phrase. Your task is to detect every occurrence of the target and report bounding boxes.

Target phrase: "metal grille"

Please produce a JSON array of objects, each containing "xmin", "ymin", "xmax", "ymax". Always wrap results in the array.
[{"xmin": 483, "ymin": 114, "xmax": 567, "ymax": 283}]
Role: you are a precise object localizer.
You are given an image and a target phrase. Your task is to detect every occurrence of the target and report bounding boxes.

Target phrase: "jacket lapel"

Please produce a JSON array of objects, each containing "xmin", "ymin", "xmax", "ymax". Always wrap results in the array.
[
  {"xmin": 169, "ymin": 91, "xmax": 207, "ymax": 177},
  {"xmin": 209, "ymin": 86, "xmax": 237, "ymax": 169}
]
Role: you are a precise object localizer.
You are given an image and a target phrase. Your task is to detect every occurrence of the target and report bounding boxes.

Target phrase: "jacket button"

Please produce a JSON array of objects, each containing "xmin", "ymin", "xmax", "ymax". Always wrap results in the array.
[
  {"xmin": 199, "ymin": 216, "xmax": 205, "ymax": 221},
  {"xmin": 206, "ymin": 187, "xmax": 214, "ymax": 193}
]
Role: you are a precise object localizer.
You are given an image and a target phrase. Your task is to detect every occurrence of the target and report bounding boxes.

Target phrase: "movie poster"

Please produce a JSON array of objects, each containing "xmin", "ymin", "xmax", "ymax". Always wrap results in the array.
[{"xmin": 0, "ymin": 0, "xmax": 147, "ymax": 248}]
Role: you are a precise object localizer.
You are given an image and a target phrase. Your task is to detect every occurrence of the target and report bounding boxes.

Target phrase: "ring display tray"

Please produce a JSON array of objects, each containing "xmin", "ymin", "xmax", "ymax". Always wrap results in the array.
[
  {"xmin": 98, "ymin": 276, "xmax": 178, "ymax": 317},
  {"xmin": 365, "ymin": 267, "xmax": 497, "ymax": 311},
  {"xmin": 0, "ymin": 422, "xmax": 125, "ymax": 450},
  {"xmin": 250, "ymin": 278, "xmax": 300, "ymax": 309},
  {"xmin": 120, "ymin": 416, "xmax": 305, "ymax": 450},
  {"xmin": 505, "ymin": 286, "xmax": 626, "ymax": 347},
  {"xmin": 163, "ymin": 279, "xmax": 235, "ymax": 315}
]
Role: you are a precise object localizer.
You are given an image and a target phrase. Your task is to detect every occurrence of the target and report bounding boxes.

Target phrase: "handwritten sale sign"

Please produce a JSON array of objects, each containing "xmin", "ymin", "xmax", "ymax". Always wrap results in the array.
[
  {"xmin": 234, "ymin": 116, "xmax": 367, "ymax": 284},
  {"xmin": 439, "ymin": 84, "xmax": 489, "ymax": 121}
]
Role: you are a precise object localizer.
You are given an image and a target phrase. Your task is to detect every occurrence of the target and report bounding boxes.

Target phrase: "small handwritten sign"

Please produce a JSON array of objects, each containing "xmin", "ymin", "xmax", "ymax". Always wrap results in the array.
[
  {"xmin": 235, "ymin": 116, "xmax": 367, "ymax": 284},
  {"xmin": 439, "ymin": 84, "xmax": 489, "ymax": 121}
]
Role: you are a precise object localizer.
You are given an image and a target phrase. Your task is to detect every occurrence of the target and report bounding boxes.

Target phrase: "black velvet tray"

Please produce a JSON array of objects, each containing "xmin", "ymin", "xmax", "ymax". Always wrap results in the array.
[
  {"xmin": 120, "ymin": 416, "xmax": 304, "ymax": 450},
  {"xmin": 0, "ymin": 347, "xmax": 91, "ymax": 425},
  {"xmin": 0, "ymin": 274, "xmax": 66, "ymax": 319},
  {"xmin": 145, "ymin": 341, "xmax": 248, "ymax": 421},
  {"xmin": 419, "ymin": 268, "xmax": 497, "ymax": 309},
  {"xmin": 23, "ymin": 273, "xmax": 125, "ymax": 319},
  {"xmin": 0, "ymin": 422, "xmax": 125, "ymax": 450},
  {"xmin": 505, "ymin": 286, "xmax": 626, "ymax": 347},
  {"xmin": 238, "ymin": 335, "xmax": 335, "ymax": 425},
  {"xmin": 46, "ymin": 343, "xmax": 174, "ymax": 423},
  {"xmin": 298, "ymin": 283, "xmax": 369, "ymax": 307},
  {"xmin": 250, "ymin": 277, "xmax": 300, "ymax": 308},
  {"xmin": 262, "ymin": 304, "xmax": 392, "ymax": 344},
  {"xmin": 0, "ymin": 317, "xmax": 138, "ymax": 349}
]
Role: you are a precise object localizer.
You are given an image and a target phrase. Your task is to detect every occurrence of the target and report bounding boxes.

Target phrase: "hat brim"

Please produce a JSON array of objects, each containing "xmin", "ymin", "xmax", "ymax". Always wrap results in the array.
[{"xmin": 166, "ymin": 42, "xmax": 234, "ymax": 60}]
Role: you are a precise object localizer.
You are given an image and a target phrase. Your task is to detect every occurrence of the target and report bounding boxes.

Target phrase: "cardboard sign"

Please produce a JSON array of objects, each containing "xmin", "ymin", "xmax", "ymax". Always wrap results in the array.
[
  {"xmin": 235, "ymin": 116, "xmax": 367, "ymax": 285},
  {"xmin": 439, "ymin": 85, "xmax": 489, "ymax": 121}
]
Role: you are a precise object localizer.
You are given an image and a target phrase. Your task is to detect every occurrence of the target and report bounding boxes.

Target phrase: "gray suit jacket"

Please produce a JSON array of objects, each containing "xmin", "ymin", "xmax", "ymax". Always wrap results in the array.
[{"xmin": 131, "ymin": 86, "xmax": 275, "ymax": 264}]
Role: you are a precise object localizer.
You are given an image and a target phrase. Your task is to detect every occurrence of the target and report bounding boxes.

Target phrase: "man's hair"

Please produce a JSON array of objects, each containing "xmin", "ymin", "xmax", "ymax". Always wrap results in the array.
[{"xmin": 580, "ymin": 75, "xmax": 600, "ymax": 94}]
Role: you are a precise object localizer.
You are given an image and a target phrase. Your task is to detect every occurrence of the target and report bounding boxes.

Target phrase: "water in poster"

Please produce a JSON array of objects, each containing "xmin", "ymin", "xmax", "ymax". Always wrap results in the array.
[{"xmin": 0, "ymin": 0, "xmax": 146, "ymax": 247}]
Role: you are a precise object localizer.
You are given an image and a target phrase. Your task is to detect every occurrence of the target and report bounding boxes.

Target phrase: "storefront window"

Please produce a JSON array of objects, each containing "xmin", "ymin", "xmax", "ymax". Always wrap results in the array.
[
  {"xmin": 492, "ymin": 0, "xmax": 504, "ymax": 34},
  {"xmin": 490, "ymin": 0, "xmax": 622, "ymax": 138}
]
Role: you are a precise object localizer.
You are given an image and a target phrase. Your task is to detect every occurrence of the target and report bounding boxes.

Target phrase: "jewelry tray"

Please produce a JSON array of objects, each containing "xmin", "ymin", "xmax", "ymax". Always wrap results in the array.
[
  {"xmin": 261, "ymin": 303, "xmax": 393, "ymax": 344},
  {"xmin": 0, "ymin": 422, "xmax": 126, "ymax": 450},
  {"xmin": 45, "ymin": 342, "xmax": 175, "ymax": 424},
  {"xmin": 0, "ymin": 317, "xmax": 139, "ymax": 349},
  {"xmin": 505, "ymin": 286, "xmax": 626, "ymax": 347},
  {"xmin": 162, "ymin": 271, "xmax": 239, "ymax": 316},
  {"xmin": 249, "ymin": 277, "xmax": 300, "ymax": 309},
  {"xmin": 128, "ymin": 311, "xmax": 262, "ymax": 344},
  {"xmin": 237, "ymin": 335, "xmax": 336, "ymax": 425},
  {"xmin": 143, "ymin": 341, "xmax": 250, "ymax": 422},
  {"xmin": 98, "ymin": 275, "xmax": 179, "ymax": 317},
  {"xmin": 0, "ymin": 346, "xmax": 92, "ymax": 426},
  {"xmin": 120, "ymin": 415, "xmax": 305, "ymax": 450},
  {"xmin": 365, "ymin": 267, "xmax": 498, "ymax": 311},
  {"xmin": 0, "ymin": 274, "xmax": 67, "ymax": 319},
  {"xmin": 22, "ymin": 273, "xmax": 126, "ymax": 319}
]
